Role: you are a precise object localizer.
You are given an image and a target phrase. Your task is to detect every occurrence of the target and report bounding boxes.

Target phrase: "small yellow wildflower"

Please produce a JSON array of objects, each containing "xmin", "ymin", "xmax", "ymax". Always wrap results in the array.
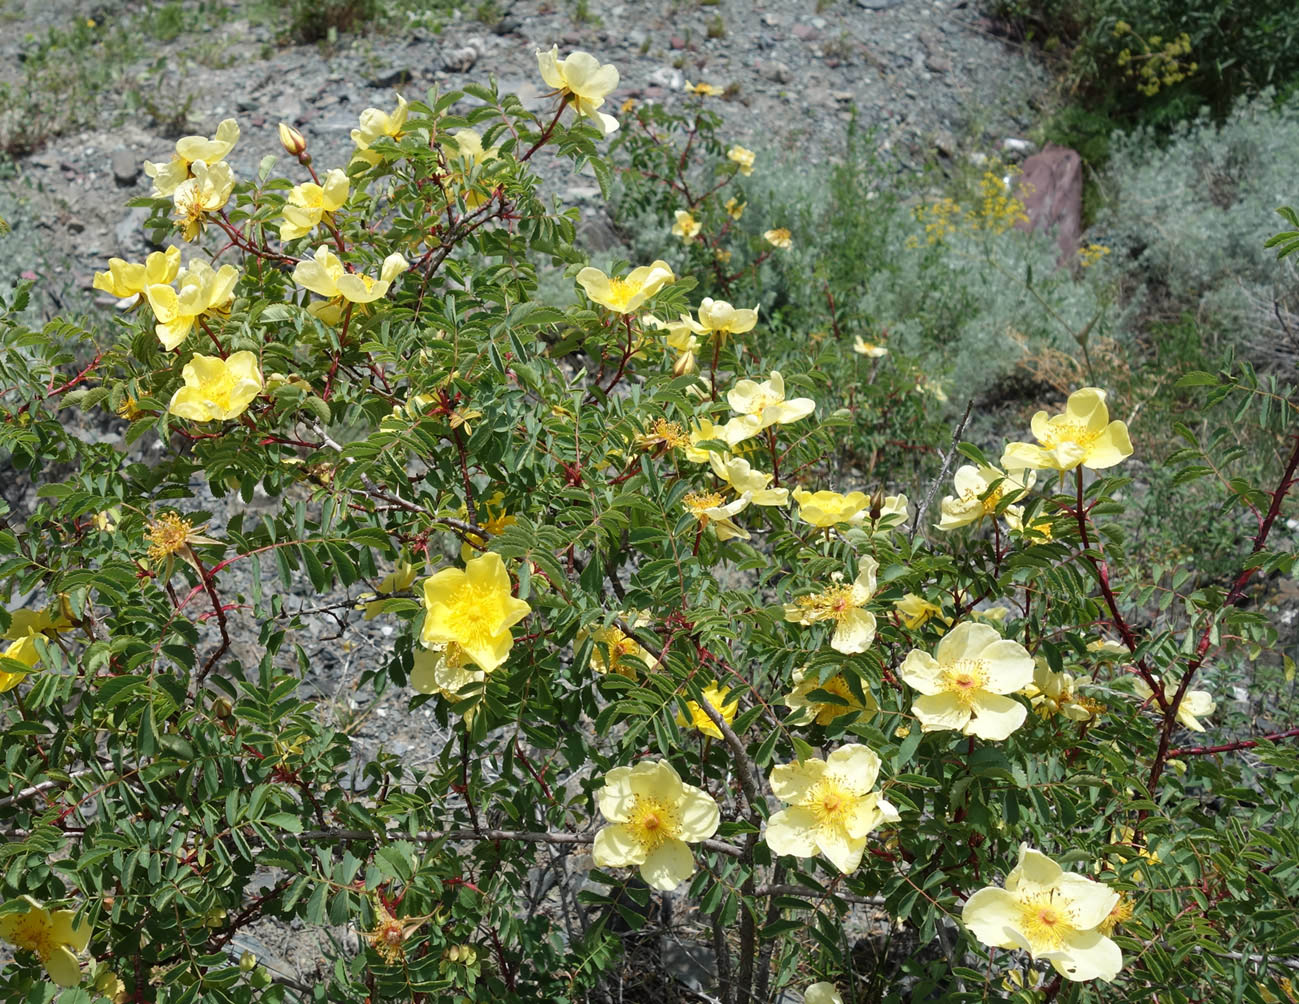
[
  {"xmin": 280, "ymin": 169, "xmax": 349, "ymax": 242},
  {"xmin": 168, "ymin": 351, "xmax": 264, "ymax": 423},
  {"xmin": 367, "ymin": 901, "xmax": 424, "ymax": 964},
  {"xmin": 727, "ymin": 145, "xmax": 755, "ymax": 176},
  {"xmin": 1079, "ymin": 243, "xmax": 1110, "ymax": 267},
  {"xmin": 937, "ymin": 464, "xmax": 1035, "ymax": 531},
  {"xmin": 278, "ymin": 122, "xmax": 307, "ymax": 158},
  {"xmin": 351, "ymin": 94, "xmax": 409, "ymax": 167},
  {"xmin": 145, "ymin": 259, "xmax": 240, "ymax": 351},
  {"xmin": 1133, "ymin": 675, "xmax": 1215, "ymax": 731},
  {"xmin": 852, "ymin": 335, "xmax": 888, "ymax": 358},
  {"xmin": 536, "ymin": 47, "xmax": 621, "ymax": 134},
  {"xmin": 763, "ymin": 227, "xmax": 792, "ymax": 249},
  {"xmin": 683, "ymin": 490, "xmax": 751, "ymax": 541},
  {"xmin": 420, "ymin": 552, "xmax": 531, "ymax": 673},
  {"xmin": 93, "ymin": 246, "xmax": 181, "ymax": 301},
  {"xmin": 672, "ymin": 209, "xmax": 702, "ymax": 243},
  {"xmin": 805, "ymin": 984, "xmax": 844, "ymax": 1004},
  {"xmin": 783, "ymin": 666, "xmax": 877, "ymax": 726},
  {"xmin": 634, "ymin": 417, "xmax": 690, "ymax": 451},
  {"xmin": 724, "ymin": 197, "xmax": 745, "ymax": 220},
  {"xmin": 685, "ymin": 81, "xmax": 724, "ymax": 96},
  {"xmin": 459, "ymin": 492, "xmax": 517, "ymax": 561},
  {"xmin": 708, "ymin": 453, "xmax": 787, "ymax": 506},
  {"xmin": 791, "ymin": 488, "xmax": 869, "ymax": 529},
  {"xmin": 576, "ymin": 261, "xmax": 674, "ymax": 314},
  {"xmin": 727, "ymin": 370, "xmax": 815, "ymax": 434},
  {"xmin": 894, "ymin": 593, "xmax": 945, "ymax": 629},
  {"xmin": 0, "ymin": 896, "xmax": 92, "ymax": 987},
  {"xmin": 675, "ymin": 681, "xmax": 737, "ymax": 738},
  {"xmin": 1001, "ymin": 387, "xmax": 1133, "ymax": 473},
  {"xmin": 171, "ymin": 160, "xmax": 235, "ymax": 241},
  {"xmin": 144, "ymin": 118, "xmax": 239, "ymax": 196},
  {"xmin": 784, "ymin": 559, "xmax": 878, "ymax": 655}
]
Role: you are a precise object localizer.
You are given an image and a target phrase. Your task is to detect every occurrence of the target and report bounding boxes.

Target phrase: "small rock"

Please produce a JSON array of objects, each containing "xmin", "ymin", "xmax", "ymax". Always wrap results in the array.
[
  {"xmin": 442, "ymin": 45, "xmax": 478, "ymax": 73},
  {"xmin": 369, "ymin": 67, "xmax": 413, "ymax": 88},
  {"xmin": 933, "ymin": 129, "xmax": 958, "ymax": 157},
  {"xmin": 669, "ymin": 36, "xmax": 686, "ymax": 50},
  {"xmin": 578, "ymin": 215, "xmax": 619, "ymax": 252},
  {"xmin": 1014, "ymin": 144, "xmax": 1083, "ymax": 261},
  {"xmin": 793, "ymin": 24, "xmax": 818, "ymax": 40},
  {"xmin": 110, "ymin": 149, "xmax": 139, "ymax": 187},
  {"xmin": 493, "ymin": 16, "xmax": 522, "ymax": 35},
  {"xmin": 762, "ymin": 13, "xmax": 783, "ymax": 26},
  {"xmin": 811, "ymin": 16, "xmax": 828, "ymax": 28},
  {"xmin": 925, "ymin": 54, "xmax": 952, "ymax": 73},
  {"xmin": 236, "ymin": 97, "xmax": 258, "ymax": 113},
  {"xmin": 562, "ymin": 30, "xmax": 583, "ymax": 44},
  {"xmin": 760, "ymin": 60, "xmax": 793, "ymax": 84},
  {"xmin": 858, "ymin": 0, "xmax": 904, "ymax": 9},
  {"xmin": 1002, "ymin": 137, "xmax": 1036, "ymax": 159},
  {"xmin": 648, "ymin": 66, "xmax": 684, "ymax": 90},
  {"xmin": 625, "ymin": 28, "xmax": 647, "ymax": 48},
  {"xmin": 832, "ymin": 90, "xmax": 855, "ymax": 102}
]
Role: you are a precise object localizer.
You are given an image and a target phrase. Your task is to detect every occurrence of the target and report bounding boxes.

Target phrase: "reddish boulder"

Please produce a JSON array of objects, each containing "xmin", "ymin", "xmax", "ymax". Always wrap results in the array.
[{"xmin": 1013, "ymin": 143, "xmax": 1083, "ymax": 262}]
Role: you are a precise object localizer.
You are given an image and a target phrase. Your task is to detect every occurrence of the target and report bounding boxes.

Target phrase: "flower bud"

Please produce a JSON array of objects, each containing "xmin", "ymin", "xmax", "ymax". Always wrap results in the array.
[
  {"xmin": 278, "ymin": 123, "xmax": 308, "ymax": 159},
  {"xmin": 672, "ymin": 349, "xmax": 697, "ymax": 377},
  {"xmin": 211, "ymin": 697, "xmax": 233, "ymax": 719},
  {"xmin": 239, "ymin": 951, "xmax": 257, "ymax": 972}
]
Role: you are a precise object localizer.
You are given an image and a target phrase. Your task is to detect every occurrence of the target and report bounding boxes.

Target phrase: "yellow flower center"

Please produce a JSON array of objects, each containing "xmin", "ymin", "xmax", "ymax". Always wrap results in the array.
[
  {"xmin": 941, "ymin": 658, "xmax": 988, "ymax": 706},
  {"xmin": 653, "ymin": 419, "xmax": 688, "ymax": 448},
  {"xmin": 9, "ymin": 912, "xmax": 57, "ymax": 960},
  {"xmin": 684, "ymin": 491, "xmax": 725, "ymax": 516},
  {"xmin": 603, "ymin": 277, "xmax": 637, "ymax": 312},
  {"xmin": 1017, "ymin": 895, "xmax": 1074, "ymax": 951},
  {"xmin": 301, "ymin": 188, "xmax": 326, "ymax": 209},
  {"xmin": 146, "ymin": 513, "xmax": 192, "ymax": 562},
  {"xmin": 441, "ymin": 580, "xmax": 505, "ymax": 653},
  {"xmin": 627, "ymin": 795, "xmax": 678, "ymax": 851},
  {"xmin": 1040, "ymin": 421, "xmax": 1101, "ymax": 451},
  {"xmin": 807, "ymin": 777, "xmax": 855, "ymax": 827},
  {"xmin": 1098, "ymin": 894, "xmax": 1133, "ymax": 936},
  {"xmin": 795, "ymin": 583, "xmax": 861, "ymax": 623},
  {"xmin": 980, "ymin": 486, "xmax": 1006, "ymax": 515}
]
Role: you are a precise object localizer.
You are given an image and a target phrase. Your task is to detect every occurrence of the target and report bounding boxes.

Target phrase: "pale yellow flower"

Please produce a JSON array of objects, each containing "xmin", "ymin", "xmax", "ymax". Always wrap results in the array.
[
  {"xmin": 1001, "ymin": 387, "xmax": 1134, "ymax": 472},
  {"xmin": 783, "ymin": 666, "xmax": 877, "ymax": 726},
  {"xmin": 144, "ymin": 118, "xmax": 239, "ymax": 196},
  {"xmin": 765, "ymin": 744, "xmax": 899, "ymax": 873},
  {"xmin": 351, "ymin": 94, "xmax": 409, "ymax": 166},
  {"xmin": 804, "ymin": 983, "xmax": 844, "ymax": 1004},
  {"xmin": 784, "ymin": 559, "xmax": 878, "ymax": 655},
  {"xmin": 852, "ymin": 335, "xmax": 888, "ymax": 358},
  {"xmin": 92, "ymin": 246, "xmax": 181, "ymax": 301},
  {"xmin": 724, "ymin": 197, "xmax": 745, "ymax": 220},
  {"xmin": 294, "ymin": 246, "xmax": 409, "ymax": 321},
  {"xmin": 593, "ymin": 760, "xmax": 720, "ymax": 890},
  {"xmin": 708, "ymin": 453, "xmax": 788, "ymax": 506},
  {"xmin": 861, "ymin": 492, "xmax": 910, "ymax": 533},
  {"xmin": 1023, "ymin": 659, "xmax": 1102, "ymax": 722},
  {"xmin": 727, "ymin": 371, "xmax": 815, "ymax": 434},
  {"xmin": 280, "ymin": 168, "xmax": 349, "ymax": 241},
  {"xmin": 145, "ymin": 259, "xmax": 240, "ymax": 351},
  {"xmin": 898, "ymin": 621, "xmax": 1033, "ymax": 740},
  {"xmin": 682, "ymin": 416, "xmax": 760, "ymax": 461},
  {"xmin": 0, "ymin": 632, "xmax": 42, "ymax": 692},
  {"xmin": 962, "ymin": 844, "xmax": 1123, "ymax": 982},
  {"xmin": 792, "ymin": 489, "xmax": 869, "ymax": 529},
  {"xmin": 727, "ymin": 145, "xmax": 755, "ymax": 175},
  {"xmin": 361, "ymin": 559, "xmax": 419, "ymax": 619},
  {"xmin": 894, "ymin": 593, "xmax": 945, "ymax": 630},
  {"xmin": 576, "ymin": 261, "xmax": 674, "ymax": 314},
  {"xmin": 763, "ymin": 227, "xmax": 792, "ymax": 249},
  {"xmin": 683, "ymin": 490, "xmax": 751, "ymax": 541},
  {"xmin": 420, "ymin": 552, "xmax": 532, "ymax": 673},
  {"xmin": 582, "ymin": 612, "xmax": 658, "ymax": 678},
  {"xmin": 410, "ymin": 643, "xmax": 483, "ymax": 704},
  {"xmin": 0, "ymin": 895, "xmax": 92, "ymax": 987},
  {"xmin": 168, "ymin": 351, "xmax": 263, "ymax": 422},
  {"xmin": 697, "ymin": 297, "xmax": 757, "ymax": 337},
  {"xmin": 171, "ymin": 160, "xmax": 235, "ymax": 241},
  {"xmin": 536, "ymin": 46, "xmax": 621, "ymax": 134},
  {"xmin": 3, "ymin": 606, "xmax": 71, "ymax": 642},
  {"xmin": 278, "ymin": 122, "xmax": 307, "ymax": 158},
  {"xmin": 937, "ymin": 465, "xmax": 1036, "ymax": 531},
  {"xmin": 675, "ymin": 681, "xmax": 737, "ymax": 738},
  {"xmin": 1134, "ymin": 675, "xmax": 1215, "ymax": 732},
  {"xmin": 685, "ymin": 81, "xmax": 724, "ymax": 96},
  {"xmin": 672, "ymin": 209, "xmax": 702, "ymax": 243}
]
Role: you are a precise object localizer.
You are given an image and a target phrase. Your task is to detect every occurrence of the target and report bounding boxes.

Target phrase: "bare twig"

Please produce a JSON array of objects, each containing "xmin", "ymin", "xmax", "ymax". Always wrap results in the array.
[{"xmin": 910, "ymin": 400, "xmax": 974, "ymax": 542}]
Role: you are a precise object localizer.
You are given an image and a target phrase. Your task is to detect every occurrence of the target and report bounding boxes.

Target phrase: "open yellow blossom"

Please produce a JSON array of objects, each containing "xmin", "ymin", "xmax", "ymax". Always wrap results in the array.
[
  {"xmin": 576, "ymin": 260, "xmax": 674, "ymax": 314},
  {"xmin": 168, "ymin": 351, "xmax": 263, "ymax": 422},
  {"xmin": 681, "ymin": 416, "xmax": 760, "ymax": 462},
  {"xmin": 351, "ymin": 94, "xmax": 409, "ymax": 166},
  {"xmin": 172, "ymin": 160, "xmax": 235, "ymax": 241},
  {"xmin": 146, "ymin": 259, "xmax": 239, "ymax": 350},
  {"xmin": 784, "ymin": 666, "xmax": 877, "ymax": 726},
  {"xmin": 633, "ymin": 417, "xmax": 690, "ymax": 452},
  {"xmin": 584, "ymin": 618, "xmax": 657, "ymax": 678},
  {"xmin": 294, "ymin": 246, "xmax": 409, "ymax": 306},
  {"xmin": 593, "ymin": 760, "xmax": 720, "ymax": 890},
  {"xmin": 0, "ymin": 632, "xmax": 42, "ymax": 692},
  {"xmin": 727, "ymin": 145, "xmax": 755, "ymax": 175},
  {"xmin": 1097, "ymin": 894, "xmax": 1134, "ymax": 936},
  {"xmin": 765, "ymin": 744, "xmax": 899, "ymax": 873},
  {"xmin": 1134, "ymin": 675, "xmax": 1215, "ymax": 731},
  {"xmin": 938, "ymin": 464, "xmax": 1035, "ymax": 531},
  {"xmin": 675, "ymin": 681, "xmax": 737, "ymax": 738},
  {"xmin": 792, "ymin": 488, "xmax": 869, "ymax": 528},
  {"xmin": 366, "ymin": 900, "xmax": 425, "ymax": 964},
  {"xmin": 697, "ymin": 297, "xmax": 757, "ymax": 338},
  {"xmin": 685, "ymin": 81, "xmax": 724, "ymax": 96},
  {"xmin": 420, "ymin": 552, "xmax": 530, "ymax": 673},
  {"xmin": 894, "ymin": 593, "xmax": 945, "ymax": 629},
  {"xmin": 144, "ymin": 117, "xmax": 239, "ymax": 196},
  {"xmin": 93, "ymin": 246, "xmax": 181, "ymax": 300},
  {"xmin": 3, "ymin": 605, "xmax": 71, "ymax": 642},
  {"xmin": 143, "ymin": 511, "xmax": 219, "ymax": 568},
  {"xmin": 1001, "ymin": 387, "xmax": 1134, "ymax": 472},
  {"xmin": 727, "ymin": 371, "xmax": 815, "ymax": 434},
  {"xmin": 1023, "ymin": 659, "xmax": 1103, "ymax": 721},
  {"xmin": 411, "ymin": 643, "xmax": 483, "ymax": 705},
  {"xmin": 724, "ymin": 197, "xmax": 745, "ymax": 220},
  {"xmin": 763, "ymin": 227, "xmax": 792, "ymax": 249},
  {"xmin": 672, "ymin": 209, "xmax": 701, "ymax": 243},
  {"xmin": 536, "ymin": 46, "xmax": 621, "ymax": 135},
  {"xmin": 804, "ymin": 984, "xmax": 844, "ymax": 1004},
  {"xmin": 457, "ymin": 491, "xmax": 516, "ymax": 561},
  {"xmin": 683, "ymin": 490, "xmax": 751, "ymax": 541},
  {"xmin": 280, "ymin": 168, "xmax": 349, "ymax": 241},
  {"xmin": 0, "ymin": 895, "xmax": 92, "ymax": 987},
  {"xmin": 963, "ymin": 844, "xmax": 1123, "ymax": 982},
  {"xmin": 708, "ymin": 454, "xmax": 788, "ymax": 506},
  {"xmin": 852, "ymin": 335, "xmax": 888, "ymax": 358},
  {"xmin": 899, "ymin": 621, "xmax": 1033, "ymax": 740},
  {"xmin": 784, "ymin": 559, "xmax": 878, "ymax": 655}
]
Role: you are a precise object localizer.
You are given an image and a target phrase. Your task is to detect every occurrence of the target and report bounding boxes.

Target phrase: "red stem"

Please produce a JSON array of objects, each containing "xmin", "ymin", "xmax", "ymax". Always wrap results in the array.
[{"xmin": 1167, "ymin": 726, "xmax": 1299, "ymax": 759}]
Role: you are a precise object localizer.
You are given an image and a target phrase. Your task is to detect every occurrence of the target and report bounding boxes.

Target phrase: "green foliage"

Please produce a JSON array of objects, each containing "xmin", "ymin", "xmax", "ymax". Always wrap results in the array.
[{"xmin": 0, "ymin": 51, "xmax": 1297, "ymax": 1004}]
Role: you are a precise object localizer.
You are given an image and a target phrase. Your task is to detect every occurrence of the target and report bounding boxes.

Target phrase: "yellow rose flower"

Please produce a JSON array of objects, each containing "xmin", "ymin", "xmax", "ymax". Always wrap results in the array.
[
  {"xmin": 1134, "ymin": 675, "xmax": 1215, "ymax": 731},
  {"xmin": 783, "ymin": 666, "xmax": 877, "ymax": 726},
  {"xmin": 145, "ymin": 259, "xmax": 240, "ymax": 351},
  {"xmin": 697, "ymin": 297, "xmax": 758, "ymax": 337},
  {"xmin": 685, "ymin": 81, "xmax": 724, "ymax": 96},
  {"xmin": 575, "ymin": 260, "xmax": 674, "ymax": 314},
  {"xmin": 727, "ymin": 370, "xmax": 815, "ymax": 441},
  {"xmin": 92, "ymin": 246, "xmax": 181, "ymax": 300},
  {"xmin": 707, "ymin": 453, "xmax": 787, "ymax": 506},
  {"xmin": 167, "ymin": 351, "xmax": 264, "ymax": 422},
  {"xmin": 792, "ymin": 488, "xmax": 869, "ymax": 528},
  {"xmin": 144, "ymin": 117, "xmax": 239, "ymax": 196},
  {"xmin": 536, "ymin": 46, "xmax": 621, "ymax": 135},
  {"xmin": 727, "ymin": 145, "xmax": 755, "ymax": 175},
  {"xmin": 962, "ymin": 843, "xmax": 1123, "ymax": 982},
  {"xmin": 724, "ymin": 197, "xmax": 745, "ymax": 220},
  {"xmin": 279, "ymin": 168, "xmax": 349, "ymax": 242},
  {"xmin": 937, "ymin": 464, "xmax": 1036, "ymax": 531},
  {"xmin": 583, "ymin": 616, "xmax": 657, "ymax": 678},
  {"xmin": 171, "ymin": 160, "xmax": 235, "ymax": 241},
  {"xmin": 894, "ymin": 593, "xmax": 945, "ymax": 630},
  {"xmin": 278, "ymin": 122, "xmax": 307, "ymax": 158},
  {"xmin": 763, "ymin": 227, "xmax": 792, "ymax": 249},
  {"xmin": 592, "ymin": 760, "xmax": 720, "ymax": 890},
  {"xmin": 1023, "ymin": 659, "xmax": 1102, "ymax": 722},
  {"xmin": 898, "ymin": 621, "xmax": 1033, "ymax": 741},
  {"xmin": 784, "ymin": 559, "xmax": 878, "ymax": 655},
  {"xmin": 671, "ymin": 209, "xmax": 701, "ymax": 243},
  {"xmin": 1001, "ymin": 387, "xmax": 1134, "ymax": 472},
  {"xmin": 683, "ymin": 490, "xmax": 752, "ymax": 541},
  {"xmin": 764, "ymin": 744, "xmax": 899, "ymax": 873},
  {"xmin": 675, "ymin": 681, "xmax": 737, "ymax": 738},
  {"xmin": 0, "ymin": 631, "xmax": 42, "ymax": 692},
  {"xmin": 410, "ymin": 643, "xmax": 483, "ymax": 706},
  {"xmin": 852, "ymin": 335, "xmax": 888, "ymax": 358},
  {"xmin": 441, "ymin": 129, "xmax": 500, "ymax": 209},
  {"xmin": 293, "ymin": 246, "xmax": 409, "ymax": 312},
  {"xmin": 351, "ymin": 94, "xmax": 409, "ymax": 166},
  {"xmin": 804, "ymin": 984, "xmax": 844, "ymax": 1004},
  {"xmin": 361, "ymin": 559, "xmax": 419, "ymax": 619},
  {"xmin": 681, "ymin": 416, "xmax": 760, "ymax": 462},
  {"xmin": 419, "ymin": 552, "xmax": 532, "ymax": 673},
  {"xmin": 0, "ymin": 895, "xmax": 92, "ymax": 987}
]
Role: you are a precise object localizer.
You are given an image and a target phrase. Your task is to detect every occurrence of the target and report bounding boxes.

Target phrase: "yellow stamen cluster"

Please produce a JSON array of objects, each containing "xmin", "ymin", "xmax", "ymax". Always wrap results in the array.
[
  {"xmin": 627, "ymin": 795, "xmax": 677, "ymax": 852},
  {"xmin": 368, "ymin": 903, "xmax": 408, "ymax": 964},
  {"xmin": 684, "ymin": 491, "xmax": 725, "ymax": 516},
  {"xmin": 145, "ymin": 513, "xmax": 192, "ymax": 563},
  {"xmin": 1017, "ymin": 895, "xmax": 1073, "ymax": 952},
  {"xmin": 795, "ymin": 583, "xmax": 858, "ymax": 623},
  {"xmin": 1097, "ymin": 894, "xmax": 1134, "ymax": 936},
  {"xmin": 941, "ymin": 658, "xmax": 990, "ymax": 707}
]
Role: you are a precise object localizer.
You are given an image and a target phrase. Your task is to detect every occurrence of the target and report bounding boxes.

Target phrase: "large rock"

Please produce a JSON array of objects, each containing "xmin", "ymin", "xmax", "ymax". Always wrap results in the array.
[{"xmin": 1013, "ymin": 143, "xmax": 1082, "ymax": 261}]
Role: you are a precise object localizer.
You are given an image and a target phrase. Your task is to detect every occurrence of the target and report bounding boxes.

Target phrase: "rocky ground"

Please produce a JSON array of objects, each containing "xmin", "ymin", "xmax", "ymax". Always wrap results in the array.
[{"xmin": 0, "ymin": 0, "xmax": 1049, "ymax": 991}]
